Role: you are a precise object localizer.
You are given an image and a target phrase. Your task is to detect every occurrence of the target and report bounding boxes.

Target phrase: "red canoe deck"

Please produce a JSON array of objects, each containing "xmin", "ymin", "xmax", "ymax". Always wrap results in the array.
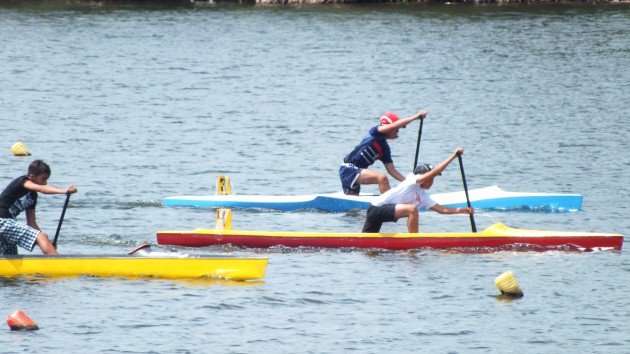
[{"xmin": 157, "ymin": 222, "xmax": 623, "ymax": 252}]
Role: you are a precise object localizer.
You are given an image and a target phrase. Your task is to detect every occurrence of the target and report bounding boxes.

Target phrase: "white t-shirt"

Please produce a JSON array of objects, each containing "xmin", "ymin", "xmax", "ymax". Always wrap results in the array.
[{"xmin": 373, "ymin": 173, "xmax": 437, "ymax": 210}]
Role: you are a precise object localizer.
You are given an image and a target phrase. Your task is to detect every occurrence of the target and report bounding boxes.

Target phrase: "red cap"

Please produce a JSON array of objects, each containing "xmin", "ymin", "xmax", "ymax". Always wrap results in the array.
[{"xmin": 379, "ymin": 112, "xmax": 399, "ymax": 125}]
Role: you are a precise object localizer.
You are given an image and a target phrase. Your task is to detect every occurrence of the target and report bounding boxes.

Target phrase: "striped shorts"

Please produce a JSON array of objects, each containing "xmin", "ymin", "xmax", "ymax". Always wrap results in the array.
[{"xmin": 0, "ymin": 218, "xmax": 39, "ymax": 255}]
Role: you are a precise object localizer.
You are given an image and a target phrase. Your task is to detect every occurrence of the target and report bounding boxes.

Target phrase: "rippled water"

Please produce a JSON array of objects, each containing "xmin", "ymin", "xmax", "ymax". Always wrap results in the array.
[{"xmin": 1, "ymin": 3, "xmax": 629, "ymax": 353}]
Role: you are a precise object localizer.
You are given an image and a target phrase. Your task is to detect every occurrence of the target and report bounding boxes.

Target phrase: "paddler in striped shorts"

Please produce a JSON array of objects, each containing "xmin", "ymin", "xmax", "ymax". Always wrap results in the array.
[
  {"xmin": 0, "ymin": 160, "xmax": 78, "ymax": 255},
  {"xmin": 339, "ymin": 110, "xmax": 427, "ymax": 195}
]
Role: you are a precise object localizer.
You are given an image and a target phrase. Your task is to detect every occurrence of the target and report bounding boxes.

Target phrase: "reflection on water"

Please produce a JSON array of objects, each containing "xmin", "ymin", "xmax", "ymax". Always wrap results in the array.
[{"xmin": 0, "ymin": 273, "xmax": 265, "ymax": 287}]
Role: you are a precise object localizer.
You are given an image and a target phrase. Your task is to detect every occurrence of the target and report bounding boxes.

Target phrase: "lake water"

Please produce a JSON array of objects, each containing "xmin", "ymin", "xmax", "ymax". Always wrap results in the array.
[{"xmin": 1, "ymin": 2, "xmax": 629, "ymax": 353}]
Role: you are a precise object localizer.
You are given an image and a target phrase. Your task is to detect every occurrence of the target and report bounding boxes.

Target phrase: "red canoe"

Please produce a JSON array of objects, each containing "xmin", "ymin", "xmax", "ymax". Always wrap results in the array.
[{"xmin": 156, "ymin": 222, "xmax": 623, "ymax": 252}]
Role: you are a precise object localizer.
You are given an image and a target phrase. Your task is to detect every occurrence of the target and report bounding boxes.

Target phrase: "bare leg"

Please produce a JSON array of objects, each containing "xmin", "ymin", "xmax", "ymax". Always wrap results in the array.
[
  {"xmin": 394, "ymin": 204, "xmax": 419, "ymax": 233},
  {"xmin": 356, "ymin": 169, "xmax": 391, "ymax": 194},
  {"xmin": 36, "ymin": 231, "xmax": 58, "ymax": 255}
]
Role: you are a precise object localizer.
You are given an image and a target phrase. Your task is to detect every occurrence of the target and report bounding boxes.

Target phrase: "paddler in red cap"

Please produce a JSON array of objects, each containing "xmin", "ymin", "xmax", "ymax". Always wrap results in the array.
[{"xmin": 339, "ymin": 110, "xmax": 426, "ymax": 195}]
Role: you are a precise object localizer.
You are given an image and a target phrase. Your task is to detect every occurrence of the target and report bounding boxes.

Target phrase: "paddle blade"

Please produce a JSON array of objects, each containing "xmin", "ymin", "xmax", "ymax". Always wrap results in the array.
[{"xmin": 7, "ymin": 310, "xmax": 39, "ymax": 331}]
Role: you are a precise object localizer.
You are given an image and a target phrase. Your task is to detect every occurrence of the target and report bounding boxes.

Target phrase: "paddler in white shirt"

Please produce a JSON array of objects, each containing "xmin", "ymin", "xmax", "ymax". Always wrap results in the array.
[{"xmin": 362, "ymin": 147, "xmax": 474, "ymax": 233}]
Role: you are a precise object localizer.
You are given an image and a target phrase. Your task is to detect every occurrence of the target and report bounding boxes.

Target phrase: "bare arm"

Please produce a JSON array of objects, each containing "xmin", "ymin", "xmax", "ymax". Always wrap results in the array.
[
  {"xmin": 25, "ymin": 208, "xmax": 41, "ymax": 231},
  {"xmin": 26, "ymin": 209, "xmax": 57, "ymax": 255},
  {"xmin": 429, "ymin": 204, "xmax": 474, "ymax": 215},
  {"xmin": 24, "ymin": 180, "xmax": 77, "ymax": 195},
  {"xmin": 415, "ymin": 147, "xmax": 464, "ymax": 184},
  {"xmin": 384, "ymin": 162, "xmax": 406, "ymax": 182},
  {"xmin": 378, "ymin": 110, "xmax": 427, "ymax": 135}
]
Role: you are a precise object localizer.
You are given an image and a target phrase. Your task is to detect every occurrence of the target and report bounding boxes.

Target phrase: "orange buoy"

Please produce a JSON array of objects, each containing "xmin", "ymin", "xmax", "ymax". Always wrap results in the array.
[{"xmin": 7, "ymin": 310, "xmax": 39, "ymax": 331}]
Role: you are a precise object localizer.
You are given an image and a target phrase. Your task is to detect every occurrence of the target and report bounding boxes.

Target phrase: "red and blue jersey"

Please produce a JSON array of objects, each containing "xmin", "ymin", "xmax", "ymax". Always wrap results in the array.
[{"xmin": 343, "ymin": 126, "xmax": 393, "ymax": 168}]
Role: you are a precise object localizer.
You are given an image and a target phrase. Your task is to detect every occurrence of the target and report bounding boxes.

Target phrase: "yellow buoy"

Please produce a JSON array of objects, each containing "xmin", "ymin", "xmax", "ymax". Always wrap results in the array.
[
  {"xmin": 495, "ymin": 271, "xmax": 524, "ymax": 298},
  {"xmin": 11, "ymin": 141, "xmax": 31, "ymax": 156}
]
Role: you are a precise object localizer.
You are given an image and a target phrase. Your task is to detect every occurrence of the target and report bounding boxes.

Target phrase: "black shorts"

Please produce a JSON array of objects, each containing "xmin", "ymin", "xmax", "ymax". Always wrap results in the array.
[{"xmin": 362, "ymin": 204, "xmax": 397, "ymax": 233}]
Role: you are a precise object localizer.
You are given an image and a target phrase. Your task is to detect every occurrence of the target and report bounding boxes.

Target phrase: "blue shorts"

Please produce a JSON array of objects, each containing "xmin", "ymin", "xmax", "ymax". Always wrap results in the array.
[
  {"xmin": 0, "ymin": 218, "xmax": 39, "ymax": 255},
  {"xmin": 339, "ymin": 163, "xmax": 362, "ymax": 194}
]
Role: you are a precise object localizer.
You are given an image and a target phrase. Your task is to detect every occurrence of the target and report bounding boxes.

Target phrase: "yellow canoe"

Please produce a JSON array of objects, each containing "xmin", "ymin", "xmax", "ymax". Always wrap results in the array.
[{"xmin": 0, "ymin": 245, "xmax": 267, "ymax": 281}]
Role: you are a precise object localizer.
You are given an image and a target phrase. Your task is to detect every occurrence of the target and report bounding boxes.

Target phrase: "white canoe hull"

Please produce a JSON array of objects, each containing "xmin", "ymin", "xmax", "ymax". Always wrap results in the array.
[{"xmin": 164, "ymin": 185, "xmax": 583, "ymax": 212}]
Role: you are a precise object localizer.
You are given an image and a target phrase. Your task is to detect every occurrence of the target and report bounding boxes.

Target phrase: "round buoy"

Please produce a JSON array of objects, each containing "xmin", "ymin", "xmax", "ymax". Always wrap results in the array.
[
  {"xmin": 495, "ymin": 271, "xmax": 524, "ymax": 298},
  {"xmin": 11, "ymin": 142, "xmax": 31, "ymax": 156},
  {"xmin": 7, "ymin": 310, "xmax": 39, "ymax": 331}
]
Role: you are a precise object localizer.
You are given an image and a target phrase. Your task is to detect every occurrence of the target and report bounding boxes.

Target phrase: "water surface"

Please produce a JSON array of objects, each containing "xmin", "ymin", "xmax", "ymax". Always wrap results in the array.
[{"xmin": 1, "ymin": 3, "xmax": 629, "ymax": 353}]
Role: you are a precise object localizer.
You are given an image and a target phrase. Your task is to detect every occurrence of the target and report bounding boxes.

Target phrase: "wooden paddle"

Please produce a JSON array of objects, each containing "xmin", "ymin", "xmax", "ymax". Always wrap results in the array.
[
  {"xmin": 52, "ymin": 192, "xmax": 71, "ymax": 249},
  {"xmin": 457, "ymin": 152, "xmax": 477, "ymax": 233},
  {"xmin": 413, "ymin": 116, "xmax": 424, "ymax": 169}
]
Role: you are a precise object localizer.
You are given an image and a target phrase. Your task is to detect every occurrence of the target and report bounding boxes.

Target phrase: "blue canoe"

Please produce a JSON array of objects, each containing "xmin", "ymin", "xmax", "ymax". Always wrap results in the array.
[{"xmin": 164, "ymin": 185, "xmax": 583, "ymax": 212}]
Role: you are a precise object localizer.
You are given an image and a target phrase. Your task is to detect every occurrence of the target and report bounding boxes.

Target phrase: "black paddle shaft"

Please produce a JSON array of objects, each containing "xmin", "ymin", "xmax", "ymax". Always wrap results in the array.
[
  {"xmin": 457, "ymin": 153, "xmax": 477, "ymax": 233},
  {"xmin": 413, "ymin": 117, "xmax": 424, "ymax": 169},
  {"xmin": 52, "ymin": 192, "xmax": 71, "ymax": 249}
]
